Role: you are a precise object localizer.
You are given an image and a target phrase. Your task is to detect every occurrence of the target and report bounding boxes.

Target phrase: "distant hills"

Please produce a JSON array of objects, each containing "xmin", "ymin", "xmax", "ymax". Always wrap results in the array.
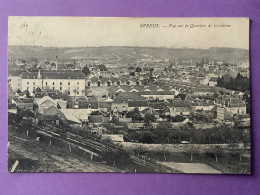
[{"xmin": 8, "ymin": 46, "xmax": 249, "ymax": 63}]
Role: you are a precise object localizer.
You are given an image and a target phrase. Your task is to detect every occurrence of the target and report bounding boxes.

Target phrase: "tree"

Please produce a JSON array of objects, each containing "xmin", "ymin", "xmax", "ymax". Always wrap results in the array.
[
  {"xmin": 132, "ymin": 108, "xmax": 143, "ymax": 122},
  {"xmin": 98, "ymin": 64, "xmax": 107, "ymax": 71},
  {"xmin": 139, "ymin": 132, "xmax": 154, "ymax": 144},
  {"xmin": 212, "ymin": 146, "xmax": 223, "ymax": 162},
  {"xmin": 33, "ymin": 87, "xmax": 42, "ymax": 94},
  {"xmin": 82, "ymin": 65, "xmax": 91, "ymax": 76},
  {"xmin": 144, "ymin": 114, "xmax": 156, "ymax": 126},
  {"xmin": 135, "ymin": 67, "xmax": 142, "ymax": 72},
  {"xmin": 130, "ymin": 72, "xmax": 135, "ymax": 76},
  {"xmin": 57, "ymin": 91, "xmax": 70, "ymax": 101}
]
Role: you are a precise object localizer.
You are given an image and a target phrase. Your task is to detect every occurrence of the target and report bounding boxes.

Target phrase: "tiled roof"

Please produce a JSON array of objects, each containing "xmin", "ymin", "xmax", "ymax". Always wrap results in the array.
[
  {"xmin": 230, "ymin": 98, "xmax": 246, "ymax": 107},
  {"xmin": 167, "ymin": 100, "xmax": 192, "ymax": 107},
  {"xmin": 78, "ymin": 101, "xmax": 99, "ymax": 109},
  {"xmin": 21, "ymin": 71, "xmax": 86, "ymax": 79},
  {"xmin": 128, "ymin": 100, "xmax": 148, "ymax": 107},
  {"xmin": 88, "ymin": 115, "xmax": 104, "ymax": 123}
]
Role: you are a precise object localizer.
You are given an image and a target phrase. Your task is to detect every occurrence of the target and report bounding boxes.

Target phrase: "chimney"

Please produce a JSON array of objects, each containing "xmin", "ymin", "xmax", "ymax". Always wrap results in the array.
[{"xmin": 56, "ymin": 56, "xmax": 58, "ymax": 71}]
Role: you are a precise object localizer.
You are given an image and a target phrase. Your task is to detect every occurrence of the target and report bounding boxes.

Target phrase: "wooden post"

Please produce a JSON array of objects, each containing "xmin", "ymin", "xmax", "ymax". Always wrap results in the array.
[
  {"xmin": 90, "ymin": 152, "xmax": 93, "ymax": 160},
  {"xmin": 10, "ymin": 160, "xmax": 19, "ymax": 172},
  {"xmin": 69, "ymin": 144, "xmax": 72, "ymax": 152},
  {"xmin": 27, "ymin": 130, "xmax": 29, "ymax": 137},
  {"xmin": 7, "ymin": 141, "xmax": 10, "ymax": 148}
]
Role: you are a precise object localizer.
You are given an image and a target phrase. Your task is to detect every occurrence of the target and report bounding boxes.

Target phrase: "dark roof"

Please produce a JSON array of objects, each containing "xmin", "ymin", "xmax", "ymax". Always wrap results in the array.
[
  {"xmin": 167, "ymin": 100, "xmax": 192, "ymax": 107},
  {"xmin": 21, "ymin": 71, "xmax": 86, "ymax": 79},
  {"xmin": 171, "ymin": 115, "xmax": 187, "ymax": 122},
  {"xmin": 149, "ymin": 102, "xmax": 166, "ymax": 110},
  {"xmin": 8, "ymin": 69, "xmax": 23, "ymax": 76},
  {"xmin": 115, "ymin": 92, "xmax": 145, "ymax": 101},
  {"xmin": 78, "ymin": 101, "xmax": 99, "ymax": 109},
  {"xmin": 37, "ymin": 115, "xmax": 59, "ymax": 121},
  {"xmin": 128, "ymin": 100, "xmax": 148, "ymax": 107},
  {"xmin": 230, "ymin": 98, "xmax": 246, "ymax": 107},
  {"xmin": 21, "ymin": 98, "xmax": 34, "ymax": 103},
  {"xmin": 175, "ymin": 93, "xmax": 193, "ymax": 101},
  {"xmin": 88, "ymin": 115, "xmax": 104, "ymax": 123}
]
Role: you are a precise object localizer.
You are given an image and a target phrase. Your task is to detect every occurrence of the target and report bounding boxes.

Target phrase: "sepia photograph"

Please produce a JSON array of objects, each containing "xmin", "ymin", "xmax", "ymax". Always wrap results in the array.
[{"xmin": 8, "ymin": 17, "xmax": 250, "ymax": 174}]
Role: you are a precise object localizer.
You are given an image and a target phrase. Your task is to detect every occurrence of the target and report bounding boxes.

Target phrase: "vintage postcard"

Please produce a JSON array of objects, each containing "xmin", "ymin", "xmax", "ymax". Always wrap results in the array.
[{"xmin": 8, "ymin": 17, "xmax": 250, "ymax": 174}]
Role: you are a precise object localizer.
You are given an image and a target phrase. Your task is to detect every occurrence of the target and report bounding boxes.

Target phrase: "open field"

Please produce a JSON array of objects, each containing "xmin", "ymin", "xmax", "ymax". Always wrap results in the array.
[{"xmin": 160, "ymin": 162, "xmax": 221, "ymax": 174}]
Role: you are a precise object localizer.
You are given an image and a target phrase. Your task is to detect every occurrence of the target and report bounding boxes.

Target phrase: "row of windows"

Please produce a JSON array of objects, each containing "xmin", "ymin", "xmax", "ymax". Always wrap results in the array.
[
  {"xmin": 26, "ymin": 82, "xmax": 81, "ymax": 85},
  {"xmin": 26, "ymin": 86, "xmax": 83, "ymax": 95}
]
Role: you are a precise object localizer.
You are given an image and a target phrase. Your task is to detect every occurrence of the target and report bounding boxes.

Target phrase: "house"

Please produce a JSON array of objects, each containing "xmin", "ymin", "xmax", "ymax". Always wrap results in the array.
[
  {"xmin": 8, "ymin": 69, "xmax": 22, "ymax": 92},
  {"xmin": 225, "ymin": 98, "xmax": 246, "ymax": 115},
  {"xmin": 167, "ymin": 100, "xmax": 195, "ymax": 116},
  {"xmin": 35, "ymin": 96, "xmax": 58, "ymax": 113},
  {"xmin": 88, "ymin": 115, "xmax": 104, "ymax": 125},
  {"xmin": 194, "ymin": 101, "xmax": 215, "ymax": 111},
  {"xmin": 175, "ymin": 93, "xmax": 194, "ymax": 101},
  {"xmin": 21, "ymin": 70, "xmax": 86, "ymax": 96},
  {"xmin": 8, "ymin": 104, "xmax": 17, "ymax": 114},
  {"xmin": 128, "ymin": 100, "xmax": 149, "ymax": 111},
  {"xmin": 140, "ymin": 89, "xmax": 175, "ymax": 101},
  {"xmin": 208, "ymin": 77, "xmax": 218, "ymax": 87},
  {"xmin": 12, "ymin": 98, "xmax": 34, "ymax": 110},
  {"xmin": 60, "ymin": 109, "xmax": 89, "ymax": 123},
  {"xmin": 141, "ymin": 108, "xmax": 160, "ymax": 119},
  {"xmin": 191, "ymin": 88, "xmax": 215, "ymax": 96},
  {"xmin": 112, "ymin": 98, "xmax": 128, "ymax": 113},
  {"xmin": 36, "ymin": 115, "xmax": 60, "ymax": 126}
]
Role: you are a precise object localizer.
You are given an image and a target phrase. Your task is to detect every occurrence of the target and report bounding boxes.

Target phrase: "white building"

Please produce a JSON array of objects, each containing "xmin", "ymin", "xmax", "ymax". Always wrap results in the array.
[
  {"xmin": 8, "ymin": 70, "xmax": 22, "ymax": 91},
  {"xmin": 21, "ymin": 70, "xmax": 86, "ymax": 96}
]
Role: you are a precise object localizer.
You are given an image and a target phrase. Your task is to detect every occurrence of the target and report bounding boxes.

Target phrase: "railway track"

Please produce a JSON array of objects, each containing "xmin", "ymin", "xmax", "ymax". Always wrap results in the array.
[{"xmin": 18, "ymin": 122, "xmax": 179, "ymax": 173}]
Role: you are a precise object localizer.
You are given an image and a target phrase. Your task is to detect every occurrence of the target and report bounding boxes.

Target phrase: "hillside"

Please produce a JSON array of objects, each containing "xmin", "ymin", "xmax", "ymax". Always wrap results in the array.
[
  {"xmin": 8, "ymin": 127, "xmax": 121, "ymax": 172},
  {"xmin": 8, "ymin": 46, "xmax": 249, "ymax": 63}
]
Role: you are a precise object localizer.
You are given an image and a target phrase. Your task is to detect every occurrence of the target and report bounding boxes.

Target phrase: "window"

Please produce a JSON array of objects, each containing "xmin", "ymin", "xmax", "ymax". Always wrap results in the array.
[
  {"xmin": 60, "ymin": 82, "xmax": 62, "ymax": 85},
  {"xmin": 60, "ymin": 87, "xmax": 62, "ymax": 90},
  {"xmin": 46, "ymin": 82, "xmax": 47, "ymax": 85},
  {"xmin": 27, "ymin": 82, "xmax": 29, "ymax": 85},
  {"xmin": 77, "ymin": 91, "xmax": 79, "ymax": 95},
  {"xmin": 53, "ymin": 87, "xmax": 55, "ymax": 90},
  {"xmin": 27, "ymin": 87, "xmax": 29, "ymax": 90},
  {"xmin": 9, "ymin": 79, "xmax": 11, "ymax": 82},
  {"xmin": 68, "ymin": 82, "xmax": 70, "ymax": 85},
  {"xmin": 77, "ymin": 82, "xmax": 79, "ymax": 85},
  {"xmin": 33, "ymin": 82, "xmax": 35, "ymax": 85},
  {"xmin": 53, "ymin": 82, "xmax": 55, "ymax": 85},
  {"xmin": 68, "ymin": 91, "xmax": 70, "ymax": 95}
]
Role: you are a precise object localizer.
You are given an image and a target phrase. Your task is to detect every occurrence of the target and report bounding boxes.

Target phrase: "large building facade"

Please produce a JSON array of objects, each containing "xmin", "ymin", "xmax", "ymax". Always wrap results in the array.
[{"xmin": 20, "ymin": 70, "xmax": 86, "ymax": 96}]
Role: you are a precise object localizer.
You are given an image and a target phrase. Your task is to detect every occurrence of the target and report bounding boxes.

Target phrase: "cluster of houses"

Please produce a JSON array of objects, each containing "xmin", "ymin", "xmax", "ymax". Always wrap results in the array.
[{"xmin": 8, "ymin": 56, "xmax": 250, "ymax": 136}]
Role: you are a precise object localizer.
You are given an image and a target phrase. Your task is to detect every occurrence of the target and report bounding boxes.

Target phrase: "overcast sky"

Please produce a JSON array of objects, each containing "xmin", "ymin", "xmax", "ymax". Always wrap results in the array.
[{"xmin": 8, "ymin": 17, "xmax": 249, "ymax": 49}]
